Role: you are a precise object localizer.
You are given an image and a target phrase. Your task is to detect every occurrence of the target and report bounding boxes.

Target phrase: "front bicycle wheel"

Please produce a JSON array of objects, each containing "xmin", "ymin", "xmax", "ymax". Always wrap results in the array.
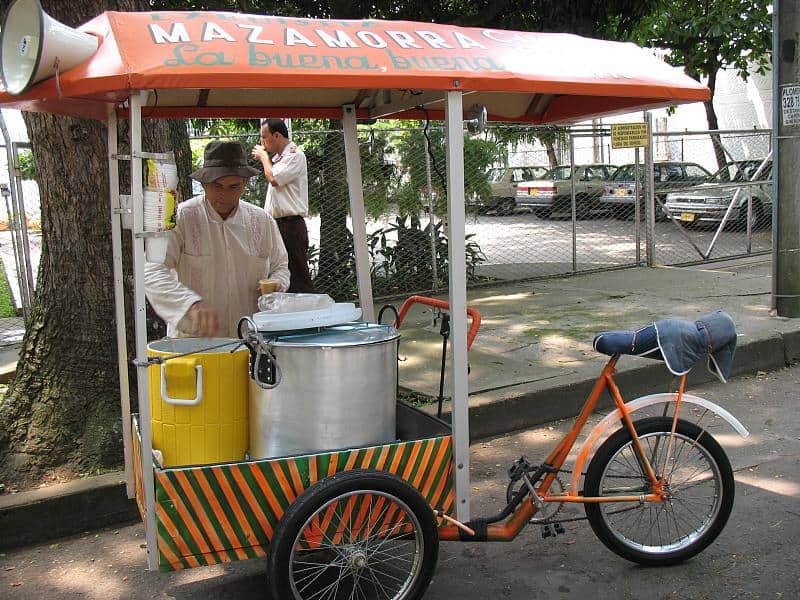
[
  {"xmin": 584, "ymin": 416, "xmax": 734, "ymax": 566},
  {"xmin": 268, "ymin": 469, "xmax": 439, "ymax": 600}
]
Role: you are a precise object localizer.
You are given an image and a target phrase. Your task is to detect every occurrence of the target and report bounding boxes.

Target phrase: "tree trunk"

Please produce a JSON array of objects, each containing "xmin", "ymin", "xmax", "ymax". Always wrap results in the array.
[
  {"xmin": 703, "ymin": 67, "xmax": 728, "ymax": 171},
  {"xmin": 313, "ymin": 120, "xmax": 355, "ymax": 300},
  {"xmin": 545, "ymin": 140, "xmax": 559, "ymax": 167},
  {"xmin": 0, "ymin": 0, "xmax": 190, "ymax": 484}
]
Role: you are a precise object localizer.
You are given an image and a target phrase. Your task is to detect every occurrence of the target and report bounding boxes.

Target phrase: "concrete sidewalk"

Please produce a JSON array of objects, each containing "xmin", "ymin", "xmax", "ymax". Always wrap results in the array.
[{"xmin": 2, "ymin": 256, "xmax": 799, "ymax": 549}]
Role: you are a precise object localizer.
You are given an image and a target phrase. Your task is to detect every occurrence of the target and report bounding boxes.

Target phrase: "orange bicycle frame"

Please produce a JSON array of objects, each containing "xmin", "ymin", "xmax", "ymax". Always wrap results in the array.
[{"xmin": 438, "ymin": 354, "xmax": 687, "ymax": 542}]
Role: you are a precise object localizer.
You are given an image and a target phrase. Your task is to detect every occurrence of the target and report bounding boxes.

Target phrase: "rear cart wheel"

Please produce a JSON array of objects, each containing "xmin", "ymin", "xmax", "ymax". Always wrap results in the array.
[
  {"xmin": 584, "ymin": 416, "xmax": 734, "ymax": 566},
  {"xmin": 268, "ymin": 469, "xmax": 439, "ymax": 600}
]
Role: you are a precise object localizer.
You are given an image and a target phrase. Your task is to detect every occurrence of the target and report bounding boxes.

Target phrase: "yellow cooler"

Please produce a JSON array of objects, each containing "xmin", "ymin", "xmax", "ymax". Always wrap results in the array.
[{"xmin": 147, "ymin": 338, "xmax": 249, "ymax": 467}]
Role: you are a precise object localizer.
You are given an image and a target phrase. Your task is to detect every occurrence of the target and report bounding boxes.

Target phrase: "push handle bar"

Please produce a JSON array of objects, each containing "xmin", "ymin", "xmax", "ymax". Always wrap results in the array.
[{"xmin": 394, "ymin": 295, "xmax": 481, "ymax": 350}]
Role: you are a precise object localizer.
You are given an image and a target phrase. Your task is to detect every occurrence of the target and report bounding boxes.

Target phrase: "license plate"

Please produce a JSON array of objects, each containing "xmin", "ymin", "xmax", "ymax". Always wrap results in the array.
[
  {"xmin": 528, "ymin": 188, "xmax": 537, "ymax": 196},
  {"xmin": 680, "ymin": 212, "xmax": 696, "ymax": 222},
  {"xmin": 615, "ymin": 188, "xmax": 627, "ymax": 196}
]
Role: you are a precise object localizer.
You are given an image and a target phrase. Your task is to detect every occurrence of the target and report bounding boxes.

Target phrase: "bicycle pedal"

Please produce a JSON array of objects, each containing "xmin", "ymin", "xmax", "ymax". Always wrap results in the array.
[{"xmin": 541, "ymin": 523, "xmax": 565, "ymax": 538}]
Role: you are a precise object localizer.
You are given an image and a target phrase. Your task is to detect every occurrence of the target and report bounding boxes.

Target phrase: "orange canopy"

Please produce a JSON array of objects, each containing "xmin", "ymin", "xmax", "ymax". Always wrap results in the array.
[{"xmin": 0, "ymin": 11, "xmax": 710, "ymax": 122}]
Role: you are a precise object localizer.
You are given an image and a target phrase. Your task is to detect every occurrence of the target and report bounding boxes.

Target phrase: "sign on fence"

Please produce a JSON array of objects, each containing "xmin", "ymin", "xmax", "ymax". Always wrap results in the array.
[
  {"xmin": 781, "ymin": 85, "xmax": 800, "ymax": 127},
  {"xmin": 610, "ymin": 122, "xmax": 649, "ymax": 148}
]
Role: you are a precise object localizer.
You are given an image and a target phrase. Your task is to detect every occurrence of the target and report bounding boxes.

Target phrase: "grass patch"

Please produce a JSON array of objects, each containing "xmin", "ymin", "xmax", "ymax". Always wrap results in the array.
[{"xmin": 0, "ymin": 260, "xmax": 16, "ymax": 318}]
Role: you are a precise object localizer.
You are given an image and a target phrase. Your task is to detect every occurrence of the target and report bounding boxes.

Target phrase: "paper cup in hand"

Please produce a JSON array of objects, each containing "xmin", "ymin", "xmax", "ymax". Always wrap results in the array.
[{"xmin": 260, "ymin": 279, "xmax": 279, "ymax": 294}]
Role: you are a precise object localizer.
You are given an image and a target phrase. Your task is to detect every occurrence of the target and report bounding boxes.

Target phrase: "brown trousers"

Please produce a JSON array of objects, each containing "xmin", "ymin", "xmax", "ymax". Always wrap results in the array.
[{"xmin": 276, "ymin": 216, "xmax": 314, "ymax": 293}]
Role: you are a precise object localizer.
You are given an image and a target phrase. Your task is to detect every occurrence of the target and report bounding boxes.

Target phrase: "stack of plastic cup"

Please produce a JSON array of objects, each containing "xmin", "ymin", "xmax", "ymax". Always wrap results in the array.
[
  {"xmin": 143, "ymin": 189, "xmax": 176, "ymax": 232},
  {"xmin": 147, "ymin": 160, "xmax": 178, "ymax": 191}
]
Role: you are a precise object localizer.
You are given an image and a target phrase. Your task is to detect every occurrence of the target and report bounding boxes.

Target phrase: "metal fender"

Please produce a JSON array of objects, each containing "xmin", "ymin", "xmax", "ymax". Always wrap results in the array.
[{"xmin": 569, "ymin": 393, "xmax": 750, "ymax": 495}]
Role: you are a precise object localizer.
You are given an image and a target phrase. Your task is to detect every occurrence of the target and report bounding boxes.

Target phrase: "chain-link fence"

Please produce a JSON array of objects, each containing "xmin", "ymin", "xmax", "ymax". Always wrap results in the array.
[{"xmin": 0, "ymin": 124, "xmax": 773, "ymax": 348}]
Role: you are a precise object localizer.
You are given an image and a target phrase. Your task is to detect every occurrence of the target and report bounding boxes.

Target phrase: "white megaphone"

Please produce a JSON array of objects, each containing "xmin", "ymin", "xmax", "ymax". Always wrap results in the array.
[{"xmin": 1, "ymin": 0, "xmax": 98, "ymax": 95}]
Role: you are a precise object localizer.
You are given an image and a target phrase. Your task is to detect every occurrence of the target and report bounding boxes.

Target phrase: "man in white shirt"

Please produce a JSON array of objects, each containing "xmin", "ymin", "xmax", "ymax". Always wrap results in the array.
[
  {"xmin": 252, "ymin": 119, "xmax": 314, "ymax": 292},
  {"xmin": 145, "ymin": 141, "xmax": 290, "ymax": 338}
]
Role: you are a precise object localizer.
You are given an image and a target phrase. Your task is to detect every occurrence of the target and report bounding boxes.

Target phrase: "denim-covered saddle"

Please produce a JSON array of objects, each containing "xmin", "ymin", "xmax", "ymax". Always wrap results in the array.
[{"xmin": 592, "ymin": 310, "xmax": 737, "ymax": 383}]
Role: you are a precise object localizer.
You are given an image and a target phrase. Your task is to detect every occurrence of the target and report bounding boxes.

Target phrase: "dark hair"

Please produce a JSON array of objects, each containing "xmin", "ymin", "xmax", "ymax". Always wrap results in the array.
[{"xmin": 263, "ymin": 118, "xmax": 289, "ymax": 139}]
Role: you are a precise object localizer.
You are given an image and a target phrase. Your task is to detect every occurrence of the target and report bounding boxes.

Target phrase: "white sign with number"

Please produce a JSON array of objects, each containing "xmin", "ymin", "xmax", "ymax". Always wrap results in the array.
[{"xmin": 781, "ymin": 85, "xmax": 800, "ymax": 127}]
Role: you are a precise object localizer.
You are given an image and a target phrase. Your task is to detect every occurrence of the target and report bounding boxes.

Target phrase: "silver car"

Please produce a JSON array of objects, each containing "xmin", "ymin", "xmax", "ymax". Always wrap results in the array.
[
  {"xmin": 598, "ymin": 161, "xmax": 712, "ymax": 219},
  {"xmin": 664, "ymin": 159, "xmax": 772, "ymax": 229},
  {"xmin": 469, "ymin": 165, "xmax": 549, "ymax": 215}
]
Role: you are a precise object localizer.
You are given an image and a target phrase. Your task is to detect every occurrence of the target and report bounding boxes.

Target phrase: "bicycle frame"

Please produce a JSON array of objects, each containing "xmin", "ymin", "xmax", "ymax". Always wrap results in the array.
[{"xmin": 439, "ymin": 354, "xmax": 687, "ymax": 542}]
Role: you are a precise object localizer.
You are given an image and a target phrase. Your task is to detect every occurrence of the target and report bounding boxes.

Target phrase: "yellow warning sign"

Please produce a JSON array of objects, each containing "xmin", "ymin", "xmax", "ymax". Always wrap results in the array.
[{"xmin": 611, "ymin": 123, "xmax": 649, "ymax": 148}]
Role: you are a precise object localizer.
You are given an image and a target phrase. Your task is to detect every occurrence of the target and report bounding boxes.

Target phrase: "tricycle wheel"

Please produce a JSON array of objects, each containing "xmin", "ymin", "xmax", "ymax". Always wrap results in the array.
[
  {"xmin": 268, "ymin": 469, "xmax": 439, "ymax": 600},
  {"xmin": 584, "ymin": 417, "xmax": 734, "ymax": 566}
]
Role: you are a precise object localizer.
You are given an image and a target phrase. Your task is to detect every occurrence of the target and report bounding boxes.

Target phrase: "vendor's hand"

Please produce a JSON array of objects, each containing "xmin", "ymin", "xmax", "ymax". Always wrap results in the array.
[{"xmin": 187, "ymin": 300, "xmax": 222, "ymax": 337}]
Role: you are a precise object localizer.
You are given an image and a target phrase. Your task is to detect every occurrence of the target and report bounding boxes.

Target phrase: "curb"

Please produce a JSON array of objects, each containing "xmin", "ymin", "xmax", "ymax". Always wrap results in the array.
[
  {"xmin": 0, "ymin": 332, "xmax": 795, "ymax": 551},
  {"xmin": 0, "ymin": 472, "xmax": 138, "ymax": 551}
]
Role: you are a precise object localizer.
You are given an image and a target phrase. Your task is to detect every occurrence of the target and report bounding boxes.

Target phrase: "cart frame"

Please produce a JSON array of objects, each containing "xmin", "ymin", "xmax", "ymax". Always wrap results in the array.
[{"xmin": 0, "ymin": 8, "xmax": 711, "ymax": 573}]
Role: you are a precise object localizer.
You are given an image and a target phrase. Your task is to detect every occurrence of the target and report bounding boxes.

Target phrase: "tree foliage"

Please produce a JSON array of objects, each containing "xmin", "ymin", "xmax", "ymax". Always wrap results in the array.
[{"xmin": 622, "ymin": 0, "xmax": 772, "ymax": 167}]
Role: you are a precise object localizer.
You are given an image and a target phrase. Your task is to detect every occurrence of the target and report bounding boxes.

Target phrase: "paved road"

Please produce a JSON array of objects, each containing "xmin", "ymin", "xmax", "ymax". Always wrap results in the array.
[
  {"xmin": 1, "ymin": 362, "xmax": 797, "ymax": 599},
  {"xmin": 303, "ymin": 211, "xmax": 771, "ymax": 284}
]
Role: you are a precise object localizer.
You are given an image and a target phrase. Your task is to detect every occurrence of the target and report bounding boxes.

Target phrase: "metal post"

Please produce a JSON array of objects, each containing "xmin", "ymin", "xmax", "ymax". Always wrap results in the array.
[
  {"xmin": 130, "ymin": 92, "xmax": 159, "ymax": 571},
  {"xmin": 444, "ymin": 90, "xmax": 470, "ymax": 523},
  {"xmin": 746, "ymin": 186, "xmax": 753, "ymax": 254},
  {"xmin": 645, "ymin": 113, "xmax": 656, "ymax": 266},
  {"xmin": 569, "ymin": 135, "xmax": 577, "ymax": 272},
  {"xmin": 0, "ymin": 114, "xmax": 34, "ymax": 318},
  {"xmin": 774, "ymin": 0, "xmax": 800, "ymax": 316},
  {"xmin": 1, "ymin": 185, "xmax": 27, "ymax": 313},
  {"xmin": 107, "ymin": 108, "xmax": 134, "ymax": 497},
  {"xmin": 634, "ymin": 148, "xmax": 641, "ymax": 264},
  {"xmin": 341, "ymin": 105, "xmax": 375, "ymax": 322},
  {"xmin": 424, "ymin": 134, "xmax": 438, "ymax": 291},
  {"xmin": 10, "ymin": 145, "xmax": 34, "ymax": 316}
]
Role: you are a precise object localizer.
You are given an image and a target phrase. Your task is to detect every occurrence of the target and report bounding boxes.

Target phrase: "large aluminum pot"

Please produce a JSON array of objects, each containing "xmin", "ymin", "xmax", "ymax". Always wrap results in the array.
[{"xmin": 248, "ymin": 323, "xmax": 399, "ymax": 459}]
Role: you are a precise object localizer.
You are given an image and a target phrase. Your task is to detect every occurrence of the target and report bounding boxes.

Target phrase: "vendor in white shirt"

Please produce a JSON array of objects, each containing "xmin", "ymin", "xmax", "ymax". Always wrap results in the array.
[{"xmin": 145, "ymin": 140, "xmax": 290, "ymax": 338}]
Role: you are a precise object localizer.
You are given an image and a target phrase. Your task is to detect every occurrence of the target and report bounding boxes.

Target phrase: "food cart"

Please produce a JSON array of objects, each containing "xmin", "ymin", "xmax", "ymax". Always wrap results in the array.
[{"xmin": 1, "ymin": 3, "xmax": 740, "ymax": 598}]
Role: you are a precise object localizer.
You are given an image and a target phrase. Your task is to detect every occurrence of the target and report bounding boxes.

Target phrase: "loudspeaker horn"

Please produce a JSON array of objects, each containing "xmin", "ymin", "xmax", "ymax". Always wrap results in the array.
[
  {"xmin": 1, "ymin": 0, "xmax": 98, "ymax": 95},
  {"xmin": 465, "ymin": 103, "xmax": 488, "ymax": 134}
]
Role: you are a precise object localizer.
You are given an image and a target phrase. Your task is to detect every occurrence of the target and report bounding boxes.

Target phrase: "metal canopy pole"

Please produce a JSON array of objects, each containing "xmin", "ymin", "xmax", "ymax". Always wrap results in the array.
[
  {"xmin": 107, "ymin": 107, "xmax": 134, "ymax": 497},
  {"xmin": 130, "ymin": 91, "xmax": 159, "ymax": 571},
  {"xmin": 444, "ymin": 90, "xmax": 471, "ymax": 522},
  {"xmin": 644, "ymin": 112, "xmax": 656, "ymax": 266},
  {"xmin": 341, "ymin": 105, "xmax": 375, "ymax": 322}
]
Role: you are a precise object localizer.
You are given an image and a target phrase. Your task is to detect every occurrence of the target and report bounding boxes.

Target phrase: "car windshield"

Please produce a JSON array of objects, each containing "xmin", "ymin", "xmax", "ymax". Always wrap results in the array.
[
  {"xmin": 486, "ymin": 168, "xmax": 505, "ymax": 182},
  {"xmin": 711, "ymin": 160, "xmax": 771, "ymax": 183},
  {"xmin": 609, "ymin": 164, "xmax": 642, "ymax": 181},
  {"xmin": 545, "ymin": 166, "xmax": 573, "ymax": 180}
]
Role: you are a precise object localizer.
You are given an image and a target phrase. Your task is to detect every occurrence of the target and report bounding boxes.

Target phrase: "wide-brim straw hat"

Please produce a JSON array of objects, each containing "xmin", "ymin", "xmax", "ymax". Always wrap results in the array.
[{"xmin": 190, "ymin": 140, "xmax": 260, "ymax": 183}]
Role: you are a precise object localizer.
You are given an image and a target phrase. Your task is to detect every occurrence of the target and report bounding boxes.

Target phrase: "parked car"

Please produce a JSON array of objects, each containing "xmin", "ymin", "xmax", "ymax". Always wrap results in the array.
[
  {"xmin": 514, "ymin": 164, "xmax": 617, "ymax": 218},
  {"xmin": 664, "ymin": 159, "xmax": 773, "ymax": 229},
  {"xmin": 598, "ymin": 161, "xmax": 712, "ymax": 219},
  {"xmin": 469, "ymin": 165, "xmax": 550, "ymax": 215}
]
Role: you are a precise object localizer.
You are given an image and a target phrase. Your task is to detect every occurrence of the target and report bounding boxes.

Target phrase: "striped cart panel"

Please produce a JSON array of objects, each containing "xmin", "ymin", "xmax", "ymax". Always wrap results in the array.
[
  {"xmin": 133, "ymin": 418, "xmax": 454, "ymax": 572},
  {"xmin": 132, "ymin": 418, "xmax": 146, "ymax": 523}
]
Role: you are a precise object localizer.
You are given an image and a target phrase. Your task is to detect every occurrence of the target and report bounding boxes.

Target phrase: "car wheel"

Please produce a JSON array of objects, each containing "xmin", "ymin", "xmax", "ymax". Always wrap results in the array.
[{"xmin": 498, "ymin": 198, "xmax": 516, "ymax": 216}]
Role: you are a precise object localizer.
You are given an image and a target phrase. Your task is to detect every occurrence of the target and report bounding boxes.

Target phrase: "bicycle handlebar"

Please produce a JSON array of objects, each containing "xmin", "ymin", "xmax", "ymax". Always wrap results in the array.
[{"xmin": 393, "ymin": 295, "xmax": 481, "ymax": 351}]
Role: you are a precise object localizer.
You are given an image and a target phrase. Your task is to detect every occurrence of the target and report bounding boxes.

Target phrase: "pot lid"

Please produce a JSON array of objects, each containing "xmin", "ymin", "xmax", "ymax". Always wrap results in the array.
[{"xmin": 268, "ymin": 323, "xmax": 400, "ymax": 347}]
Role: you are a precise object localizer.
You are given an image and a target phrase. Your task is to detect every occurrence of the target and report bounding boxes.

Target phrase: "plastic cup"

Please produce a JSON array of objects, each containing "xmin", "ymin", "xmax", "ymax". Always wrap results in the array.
[{"xmin": 259, "ymin": 279, "xmax": 279, "ymax": 294}]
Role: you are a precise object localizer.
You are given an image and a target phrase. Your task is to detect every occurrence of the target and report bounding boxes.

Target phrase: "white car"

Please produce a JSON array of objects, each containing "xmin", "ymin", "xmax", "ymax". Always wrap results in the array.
[{"xmin": 664, "ymin": 160, "xmax": 772, "ymax": 229}]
